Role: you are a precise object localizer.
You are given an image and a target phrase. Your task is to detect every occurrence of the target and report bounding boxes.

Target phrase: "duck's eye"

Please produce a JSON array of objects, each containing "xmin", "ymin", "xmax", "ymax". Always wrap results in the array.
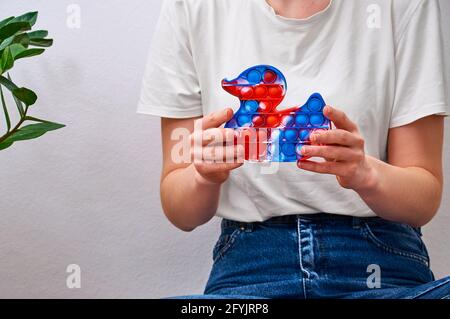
[{"xmin": 247, "ymin": 69, "xmax": 262, "ymax": 84}]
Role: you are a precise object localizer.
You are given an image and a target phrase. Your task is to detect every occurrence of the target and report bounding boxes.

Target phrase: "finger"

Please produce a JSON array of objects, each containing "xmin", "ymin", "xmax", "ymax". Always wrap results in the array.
[
  {"xmin": 297, "ymin": 160, "xmax": 348, "ymax": 176},
  {"xmin": 190, "ymin": 128, "xmax": 236, "ymax": 147},
  {"xmin": 257, "ymin": 128, "xmax": 270, "ymax": 143},
  {"xmin": 323, "ymin": 106, "xmax": 358, "ymax": 133},
  {"xmin": 195, "ymin": 162, "xmax": 243, "ymax": 175},
  {"xmin": 202, "ymin": 144, "xmax": 244, "ymax": 163},
  {"xmin": 301, "ymin": 145, "xmax": 363, "ymax": 162},
  {"xmin": 202, "ymin": 108, "xmax": 234, "ymax": 130},
  {"xmin": 203, "ymin": 128, "xmax": 236, "ymax": 146},
  {"xmin": 310, "ymin": 129, "xmax": 363, "ymax": 147}
]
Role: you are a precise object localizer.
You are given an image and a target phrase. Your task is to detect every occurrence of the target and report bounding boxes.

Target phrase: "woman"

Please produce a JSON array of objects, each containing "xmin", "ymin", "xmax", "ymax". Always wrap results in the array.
[{"xmin": 138, "ymin": 0, "xmax": 450, "ymax": 298}]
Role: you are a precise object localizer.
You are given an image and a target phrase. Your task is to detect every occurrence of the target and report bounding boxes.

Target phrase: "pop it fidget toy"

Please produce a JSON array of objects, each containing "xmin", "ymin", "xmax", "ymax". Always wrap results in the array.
[{"xmin": 223, "ymin": 65, "xmax": 331, "ymax": 162}]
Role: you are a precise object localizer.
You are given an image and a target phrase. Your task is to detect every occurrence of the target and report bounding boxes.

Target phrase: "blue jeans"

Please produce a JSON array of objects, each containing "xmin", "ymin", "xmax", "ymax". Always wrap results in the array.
[{"xmin": 197, "ymin": 214, "xmax": 450, "ymax": 299}]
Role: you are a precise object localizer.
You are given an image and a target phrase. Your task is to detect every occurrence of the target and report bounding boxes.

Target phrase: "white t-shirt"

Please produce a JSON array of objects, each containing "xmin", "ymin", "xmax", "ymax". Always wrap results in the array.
[{"xmin": 138, "ymin": 0, "xmax": 449, "ymax": 222}]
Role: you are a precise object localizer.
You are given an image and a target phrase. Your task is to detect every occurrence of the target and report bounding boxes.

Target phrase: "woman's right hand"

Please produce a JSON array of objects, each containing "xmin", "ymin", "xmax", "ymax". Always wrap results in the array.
[{"xmin": 190, "ymin": 108, "xmax": 244, "ymax": 185}]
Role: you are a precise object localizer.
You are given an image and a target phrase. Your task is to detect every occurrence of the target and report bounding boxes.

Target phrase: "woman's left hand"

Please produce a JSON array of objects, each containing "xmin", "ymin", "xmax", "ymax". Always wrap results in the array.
[{"xmin": 297, "ymin": 106, "xmax": 376, "ymax": 192}]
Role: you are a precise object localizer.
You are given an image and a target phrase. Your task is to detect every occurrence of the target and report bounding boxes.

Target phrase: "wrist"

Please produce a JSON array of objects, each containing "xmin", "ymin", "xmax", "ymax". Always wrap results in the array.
[
  {"xmin": 354, "ymin": 156, "xmax": 381, "ymax": 196},
  {"xmin": 193, "ymin": 167, "xmax": 224, "ymax": 187}
]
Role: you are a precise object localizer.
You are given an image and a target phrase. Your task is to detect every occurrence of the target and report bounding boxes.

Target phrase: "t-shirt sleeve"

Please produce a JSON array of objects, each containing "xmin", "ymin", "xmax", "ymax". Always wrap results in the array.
[
  {"xmin": 137, "ymin": 0, "xmax": 203, "ymax": 118},
  {"xmin": 390, "ymin": 0, "xmax": 449, "ymax": 128}
]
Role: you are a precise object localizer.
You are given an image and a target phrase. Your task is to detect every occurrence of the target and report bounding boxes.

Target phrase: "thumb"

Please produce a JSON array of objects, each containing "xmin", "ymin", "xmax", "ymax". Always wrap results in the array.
[{"xmin": 202, "ymin": 108, "xmax": 233, "ymax": 129}]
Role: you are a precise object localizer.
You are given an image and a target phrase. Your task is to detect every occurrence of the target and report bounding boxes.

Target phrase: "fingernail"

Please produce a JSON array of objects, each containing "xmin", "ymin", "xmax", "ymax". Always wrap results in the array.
[
  {"xmin": 310, "ymin": 134, "xmax": 317, "ymax": 142},
  {"xmin": 301, "ymin": 146, "xmax": 308, "ymax": 155},
  {"xmin": 324, "ymin": 106, "xmax": 331, "ymax": 114},
  {"xmin": 297, "ymin": 161, "xmax": 307, "ymax": 168}
]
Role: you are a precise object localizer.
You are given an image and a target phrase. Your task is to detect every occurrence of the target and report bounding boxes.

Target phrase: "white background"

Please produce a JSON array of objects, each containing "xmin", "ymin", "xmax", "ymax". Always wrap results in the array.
[{"xmin": 0, "ymin": 0, "xmax": 448, "ymax": 298}]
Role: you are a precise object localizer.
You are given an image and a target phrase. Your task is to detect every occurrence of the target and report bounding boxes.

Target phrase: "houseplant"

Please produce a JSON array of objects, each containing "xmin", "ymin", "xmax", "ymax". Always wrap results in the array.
[{"xmin": 0, "ymin": 11, "xmax": 64, "ymax": 151}]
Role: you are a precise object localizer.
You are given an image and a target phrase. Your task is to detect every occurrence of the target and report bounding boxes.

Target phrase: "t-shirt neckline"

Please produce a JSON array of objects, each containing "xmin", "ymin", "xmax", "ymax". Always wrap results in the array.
[{"xmin": 254, "ymin": 0, "xmax": 336, "ymax": 27}]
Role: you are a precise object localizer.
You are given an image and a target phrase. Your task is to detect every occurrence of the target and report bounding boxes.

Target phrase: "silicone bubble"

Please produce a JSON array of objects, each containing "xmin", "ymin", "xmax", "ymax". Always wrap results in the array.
[{"xmin": 223, "ymin": 65, "xmax": 331, "ymax": 162}]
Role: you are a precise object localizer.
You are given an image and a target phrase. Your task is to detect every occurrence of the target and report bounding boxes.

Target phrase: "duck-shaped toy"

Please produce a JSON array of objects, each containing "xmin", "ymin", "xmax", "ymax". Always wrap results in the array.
[{"xmin": 222, "ymin": 65, "xmax": 331, "ymax": 162}]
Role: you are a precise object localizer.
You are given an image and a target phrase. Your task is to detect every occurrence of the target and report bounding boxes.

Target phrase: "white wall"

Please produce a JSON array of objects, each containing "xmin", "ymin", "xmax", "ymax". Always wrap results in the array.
[{"xmin": 0, "ymin": 0, "xmax": 448, "ymax": 298}]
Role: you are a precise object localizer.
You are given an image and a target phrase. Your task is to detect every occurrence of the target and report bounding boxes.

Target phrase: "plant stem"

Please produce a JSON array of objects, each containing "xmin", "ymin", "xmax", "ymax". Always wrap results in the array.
[{"xmin": 0, "ymin": 105, "xmax": 28, "ymax": 144}]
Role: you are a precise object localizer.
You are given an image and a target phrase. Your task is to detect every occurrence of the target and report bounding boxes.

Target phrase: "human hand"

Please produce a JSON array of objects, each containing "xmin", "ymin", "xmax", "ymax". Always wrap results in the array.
[
  {"xmin": 191, "ymin": 108, "xmax": 244, "ymax": 185},
  {"xmin": 297, "ymin": 106, "xmax": 376, "ymax": 191}
]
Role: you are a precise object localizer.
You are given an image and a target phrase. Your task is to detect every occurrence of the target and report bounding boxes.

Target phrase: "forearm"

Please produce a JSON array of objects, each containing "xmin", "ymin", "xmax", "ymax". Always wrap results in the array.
[
  {"xmin": 356, "ymin": 156, "xmax": 442, "ymax": 227},
  {"xmin": 161, "ymin": 164, "xmax": 221, "ymax": 231}
]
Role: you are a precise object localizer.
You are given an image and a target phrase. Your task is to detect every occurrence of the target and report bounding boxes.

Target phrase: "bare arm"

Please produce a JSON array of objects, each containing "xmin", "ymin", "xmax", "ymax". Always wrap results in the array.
[
  {"xmin": 160, "ymin": 108, "xmax": 243, "ymax": 231},
  {"xmin": 360, "ymin": 115, "xmax": 444, "ymax": 226},
  {"xmin": 299, "ymin": 106, "xmax": 444, "ymax": 227}
]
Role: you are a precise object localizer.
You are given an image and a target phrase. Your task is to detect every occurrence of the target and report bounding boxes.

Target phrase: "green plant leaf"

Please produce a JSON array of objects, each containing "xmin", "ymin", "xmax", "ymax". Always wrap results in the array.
[
  {"xmin": 12, "ymin": 87, "xmax": 37, "ymax": 106},
  {"xmin": 0, "ymin": 17, "xmax": 14, "ymax": 30},
  {"xmin": 0, "ymin": 74, "xmax": 25, "ymax": 115},
  {"xmin": 28, "ymin": 30, "xmax": 48, "ymax": 39},
  {"xmin": 0, "ymin": 33, "xmax": 30, "ymax": 51},
  {"xmin": 10, "ymin": 12, "xmax": 38, "ymax": 27},
  {"xmin": 14, "ymin": 48, "xmax": 45, "ymax": 60},
  {"xmin": 1, "ymin": 74, "xmax": 35, "ymax": 110},
  {"xmin": 0, "ymin": 36, "xmax": 15, "ymax": 51},
  {"xmin": 3, "ymin": 121, "xmax": 65, "ymax": 143},
  {"xmin": 11, "ymin": 93, "xmax": 25, "ymax": 116},
  {"xmin": 9, "ymin": 43, "xmax": 26, "ymax": 58},
  {"xmin": 0, "ymin": 139, "xmax": 13, "ymax": 150},
  {"xmin": 15, "ymin": 33, "xmax": 30, "ymax": 47},
  {"xmin": 0, "ymin": 22, "xmax": 31, "ymax": 41},
  {"xmin": 0, "ymin": 74, "xmax": 17, "ymax": 91},
  {"xmin": 29, "ymin": 38, "xmax": 53, "ymax": 47},
  {"xmin": 0, "ymin": 47, "xmax": 14, "ymax": 74},
  {"xmin": 0, "ymin": 84, "xmax": 11, "ymax": 131},
  {"xmin": 0, "ymin": 37, "xmax": 13, "ymax": 51}
]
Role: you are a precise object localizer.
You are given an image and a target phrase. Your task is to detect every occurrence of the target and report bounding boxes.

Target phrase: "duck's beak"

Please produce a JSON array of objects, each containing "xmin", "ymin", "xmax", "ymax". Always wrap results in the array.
[{"xmin": 222, "ymin": 78, "xmax": 240, "ymax": 96}]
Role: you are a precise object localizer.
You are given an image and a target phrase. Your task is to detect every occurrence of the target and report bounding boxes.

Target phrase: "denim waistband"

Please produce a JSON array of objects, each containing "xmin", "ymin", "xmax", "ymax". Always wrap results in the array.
[{"xmin": 222, "ymin": 213, "xmax": 385, "ymax": 232}]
